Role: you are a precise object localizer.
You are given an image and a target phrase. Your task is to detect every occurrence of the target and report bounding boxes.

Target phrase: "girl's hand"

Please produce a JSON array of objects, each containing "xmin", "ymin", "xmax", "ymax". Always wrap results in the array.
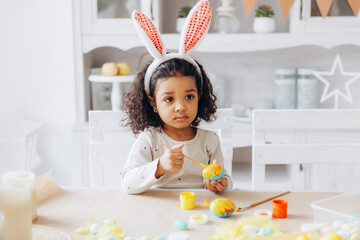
[
  {"xmin": 155, "ymin": 144, "xmax": 184, "ymax": 178},
  {"xmin": 203, "ymin": 159, "xmax": 228, "ymax": 193}
]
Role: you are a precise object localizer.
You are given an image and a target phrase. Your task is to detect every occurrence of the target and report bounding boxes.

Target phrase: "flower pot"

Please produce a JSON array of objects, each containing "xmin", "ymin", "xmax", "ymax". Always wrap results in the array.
[
  {"xmin": 176, "ymin": 18, "xmax": 186, "ymax": 33},
  {"xmin": 253, "ymin": 17, "xmax": 276, "ymax": 34}
]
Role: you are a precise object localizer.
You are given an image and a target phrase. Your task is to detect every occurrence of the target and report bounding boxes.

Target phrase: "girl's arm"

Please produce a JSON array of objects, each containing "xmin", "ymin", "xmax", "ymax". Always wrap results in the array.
[{"xmin": 120, "ymin": 132, "xmax": 162, "ymax": 194}]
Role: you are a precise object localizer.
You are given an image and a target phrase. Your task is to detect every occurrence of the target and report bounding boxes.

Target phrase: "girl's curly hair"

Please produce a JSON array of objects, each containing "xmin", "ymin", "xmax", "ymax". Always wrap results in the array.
[{"xmin": 122, "ymin": 58, "xmax": 217, "ymax": 135}]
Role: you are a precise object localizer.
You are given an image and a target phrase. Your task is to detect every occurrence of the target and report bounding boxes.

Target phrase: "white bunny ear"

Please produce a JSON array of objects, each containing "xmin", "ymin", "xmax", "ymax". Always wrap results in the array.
[
  {"xmin": 132, "ymin": 11, "xmax": 166, "ymax": 59},
  {"xmin": 179, "ymin": 0, "xmax": 211, "ymax": 55}
]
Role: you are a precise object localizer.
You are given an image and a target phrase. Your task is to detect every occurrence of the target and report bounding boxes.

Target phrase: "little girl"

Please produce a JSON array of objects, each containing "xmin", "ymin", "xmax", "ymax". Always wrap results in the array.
[{"xmin": 120, "ymin": 0, "xmax": 233, "ymax": 194}]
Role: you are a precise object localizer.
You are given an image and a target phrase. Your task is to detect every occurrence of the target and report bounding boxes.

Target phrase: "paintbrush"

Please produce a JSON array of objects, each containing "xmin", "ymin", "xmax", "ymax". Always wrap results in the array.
[
  {"xmin": 236, "ymin": 190, "xmax": 290, "ymax": 211},
  {"xmin": 160, "ymin": 142, "xmax": 207, "ymax": 168}
]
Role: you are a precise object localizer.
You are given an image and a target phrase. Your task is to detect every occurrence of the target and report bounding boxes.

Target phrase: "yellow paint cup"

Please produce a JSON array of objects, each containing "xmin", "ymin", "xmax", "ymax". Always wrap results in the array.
[{"xmin": 180, "ymin": 192, "xmax": 195, "ymax": 210}]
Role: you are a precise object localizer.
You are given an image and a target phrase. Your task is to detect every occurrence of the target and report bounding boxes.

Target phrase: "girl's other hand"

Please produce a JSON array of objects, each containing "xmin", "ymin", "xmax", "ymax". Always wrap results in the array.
[
  {"xmin": 203, "ymin": 159, "xmax": 228, "ymax": 192},
  {"xmin": 156, "ymin": 144, "xmax": 184, "ymax": 178}
]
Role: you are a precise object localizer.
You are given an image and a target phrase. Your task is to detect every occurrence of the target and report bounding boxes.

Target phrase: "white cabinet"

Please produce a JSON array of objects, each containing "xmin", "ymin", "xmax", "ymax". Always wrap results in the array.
[
  {"xmin": 80, "ymin": 0, "xmax": 155, "ymax": 35},
  {"xmin": 72, "ymin": 0, "xmax": 360, "ymax": 188}
]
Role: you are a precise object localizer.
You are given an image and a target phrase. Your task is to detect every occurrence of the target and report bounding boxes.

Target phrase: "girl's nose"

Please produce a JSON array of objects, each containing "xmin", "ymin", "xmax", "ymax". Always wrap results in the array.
[{"xmin": 175, "ymin": 101, "xmax": 186, "ymax": 112}]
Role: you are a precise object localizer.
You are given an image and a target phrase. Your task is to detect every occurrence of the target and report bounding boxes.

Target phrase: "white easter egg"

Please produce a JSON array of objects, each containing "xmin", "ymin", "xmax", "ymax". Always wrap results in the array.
[
  {"xmin": 242, "ymin": 224, "xmax": 259, "ymax": 234},
  {"xmin": 333, "ymin": 221, "xmax": 344, "ymax": 229},
  {"xmin": 350, "ymin": 234, "xmax": 360, "ymax": 240},
  {"xmin": 337, "ymin": 229, "xmax": 350, "ymax": 240},
  {"xmin": 90, "ymin": 223, "xmax": 99, "ymax": 233}
]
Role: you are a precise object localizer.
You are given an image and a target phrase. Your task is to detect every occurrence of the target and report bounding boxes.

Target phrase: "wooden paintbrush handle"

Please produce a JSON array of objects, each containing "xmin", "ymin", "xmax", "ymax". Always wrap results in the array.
[
  {"xmin": 160, "ymin": 142, "xmax": 206, "ymax": 168},
  {"xmin": 250, "ymin": 190, "xmax": 290, "ymax": 207}
]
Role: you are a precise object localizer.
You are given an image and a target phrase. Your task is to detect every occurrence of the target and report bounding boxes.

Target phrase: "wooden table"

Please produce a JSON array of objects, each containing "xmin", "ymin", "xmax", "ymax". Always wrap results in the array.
[{"xmin": 34, "ymin": 188, "xmax": 339, "ymax": 239}]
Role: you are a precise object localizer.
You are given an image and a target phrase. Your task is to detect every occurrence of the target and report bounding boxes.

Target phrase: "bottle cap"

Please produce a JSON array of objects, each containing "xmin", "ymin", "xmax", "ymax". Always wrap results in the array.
[
  {"xmin": 275, "ymin": 68, "xmax": 296, "ymax": 75},
  {"xmin": 297, "ymin": 68, "xmax": 314, "ymax": 75},
  {"xmin": 189, "ymin": 214, "xmax": 208, "ymax": 225}
]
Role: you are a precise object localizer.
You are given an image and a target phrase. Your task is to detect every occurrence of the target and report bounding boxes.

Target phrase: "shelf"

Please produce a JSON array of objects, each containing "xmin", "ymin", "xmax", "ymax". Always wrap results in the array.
[
  {"xmin": 82, "ymin": 33, "xmax": 360, "ymax": 53},
  {"xmin": 88, "ymin": 68, "xmax": 135, "ymax": 111},
  {"xmin": 89, "ymin": 68, "xmax": 135, "ymax": 83}
]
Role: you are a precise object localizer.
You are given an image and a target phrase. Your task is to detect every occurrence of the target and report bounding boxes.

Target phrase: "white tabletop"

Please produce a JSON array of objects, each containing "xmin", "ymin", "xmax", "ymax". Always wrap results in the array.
[{"xmin": 34, "ymin": 188, "xmax": 340, "ymax": 239}]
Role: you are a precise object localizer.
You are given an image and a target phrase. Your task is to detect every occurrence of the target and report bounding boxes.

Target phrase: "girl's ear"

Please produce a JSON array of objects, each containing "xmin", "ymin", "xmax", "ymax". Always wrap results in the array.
[
  {"xmin": 148, "ymin": 95, "xmax": 157, "ymax": 112},
  {"xmin": 198, "ymin": 91, "xmax": 203, "ymax": 100}
]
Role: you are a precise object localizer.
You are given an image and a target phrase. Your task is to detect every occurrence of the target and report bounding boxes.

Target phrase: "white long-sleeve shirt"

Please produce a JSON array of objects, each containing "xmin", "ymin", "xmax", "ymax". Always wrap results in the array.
[{"xmin": 120, "ymin": 127, "xmax": 233, "ymax": 194}]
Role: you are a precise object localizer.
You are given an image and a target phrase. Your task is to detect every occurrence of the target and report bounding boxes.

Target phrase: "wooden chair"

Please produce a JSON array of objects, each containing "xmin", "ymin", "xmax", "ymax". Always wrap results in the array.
[
  {"xmin": 89, "ymin": 108, "xmax": 233, "ymax": 188},
  {"xmin": 252, "ymin": 109, "xmax": 360, "ymax": 191}
]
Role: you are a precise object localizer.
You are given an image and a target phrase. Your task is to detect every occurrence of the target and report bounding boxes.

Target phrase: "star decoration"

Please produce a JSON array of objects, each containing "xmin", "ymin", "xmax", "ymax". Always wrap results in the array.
[{"xmin": 313, "ymin": 54, "xmax": 360, "ymax": 109}]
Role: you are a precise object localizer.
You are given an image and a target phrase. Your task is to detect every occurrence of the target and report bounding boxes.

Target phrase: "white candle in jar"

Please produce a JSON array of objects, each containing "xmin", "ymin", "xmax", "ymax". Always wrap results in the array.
[
  {"xmin": 2, "ymin": 171, "xmax": 37, "ymax": 220},
  {"xmin": 0, "ymin": 182, "xmax": 32, "ymax": 240},
  {"xmin": 0, "ymin": 212, "xmax": 4, "ymax": 240}
]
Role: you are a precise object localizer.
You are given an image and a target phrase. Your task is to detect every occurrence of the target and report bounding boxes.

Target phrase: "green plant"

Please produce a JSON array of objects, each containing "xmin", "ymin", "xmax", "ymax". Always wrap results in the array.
[
  {"xmin": 255, "ymin": 5, "xmax": 274, "ymax": 18},
  {"xmin": 178, "ymin": 6, "xmax": 191, "ymax": 18}
]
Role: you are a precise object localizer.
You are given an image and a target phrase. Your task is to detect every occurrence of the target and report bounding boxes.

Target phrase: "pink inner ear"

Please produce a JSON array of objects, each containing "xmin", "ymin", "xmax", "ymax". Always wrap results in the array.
[
  {"xmin": 184, "ymin": 1, "xmax": 211, "ymax": 54},
  {"xmin": 134, "ymin": 11, "xmax": 164, "ymax": 56}
]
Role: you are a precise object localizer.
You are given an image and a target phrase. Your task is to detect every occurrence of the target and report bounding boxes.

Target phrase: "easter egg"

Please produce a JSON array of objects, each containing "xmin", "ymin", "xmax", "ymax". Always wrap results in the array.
[
  {"xmin": 336, "ymin": 229, "xmax": 350, "ymax": 240},
  {"xmin": 202, "ymin": 164, "xmax": 224, "ymax": 181},
  {"xmin": 210, "ymin": 198, "xmax": 236, "ymax": 218},
  {"xmin": 242, "ymin": 225, "xmax": 259, "ymax": 234},
  {"xmin": 350, "ymin": 234, "xmax": 360, "ymax": 240},
  {"xmin": 333, "ymin": 220, "xmax": 344, "ymax": 229},
  {"xmin": 322, "ymin": 226, "xmax": 338, "ymax": 235},
  {"xmin": 351, "ymin": 215, "xmax": 360, "ymax": 229},
  {"xmin": 153, "ymin": 236, "xmax": 166, "ymax": 240},
  {"xmin": 90, "ymin": 223, "xmax": 99, "ymax": 234},
  {"xmin": 257, "ymin": 227, "xmax": 274, "ymax": 236},
  {"xmin": 296, "ymin": 234, "xmax": 311, "ymax": 240},
  {"xmin": 175, "ymin": 219, "xmax": 188, "ymax": 230},
  {"xmin": 321, "ymin": 233, "xmax": 342, "ymax": 240}
]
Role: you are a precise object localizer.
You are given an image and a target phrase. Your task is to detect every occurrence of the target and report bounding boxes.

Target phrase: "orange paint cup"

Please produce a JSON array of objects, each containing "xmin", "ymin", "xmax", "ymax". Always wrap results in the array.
[
  {"xmin": 180, "ymin": 192, "xmax": 195, "ymax": 210},
  {"xmin": 272, "ymin": 199, "xmax": 288, "ymax": 218}
]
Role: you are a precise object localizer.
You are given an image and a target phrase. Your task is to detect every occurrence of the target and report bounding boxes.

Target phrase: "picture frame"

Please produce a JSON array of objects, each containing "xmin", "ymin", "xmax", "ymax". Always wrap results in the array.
[{"xmin": 289, "ymin": 0, "xmax": 360, "ymax": 33}]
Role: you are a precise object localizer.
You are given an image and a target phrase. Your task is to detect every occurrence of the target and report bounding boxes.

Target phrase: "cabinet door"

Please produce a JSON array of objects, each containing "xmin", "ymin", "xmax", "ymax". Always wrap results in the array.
[
  {"xmin": 81, "ymin": 0, "xmax": 158, "ymax": 35},
  {"xmin": 290, "ymin": 0, "xmax": 360, "ymax": 33}
]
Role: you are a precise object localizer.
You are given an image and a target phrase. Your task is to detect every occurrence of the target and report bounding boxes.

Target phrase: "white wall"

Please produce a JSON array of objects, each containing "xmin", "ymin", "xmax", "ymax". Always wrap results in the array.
[{"xmin": 0, "ymin": 0, "xmax": 76, "ymax": 185}]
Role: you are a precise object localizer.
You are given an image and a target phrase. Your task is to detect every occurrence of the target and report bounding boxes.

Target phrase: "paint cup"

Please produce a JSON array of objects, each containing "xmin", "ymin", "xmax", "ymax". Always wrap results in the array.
[
  {"xmin": 254, "ymin": 209, "xmax": 272, "ymax": 219},
  {"xmin": 272, "ymin": 199, "xmax": 288, "ymax": 218},
  {"xmin": 180, "ymin": 192, "xmax": 195, "ymax": 210}
]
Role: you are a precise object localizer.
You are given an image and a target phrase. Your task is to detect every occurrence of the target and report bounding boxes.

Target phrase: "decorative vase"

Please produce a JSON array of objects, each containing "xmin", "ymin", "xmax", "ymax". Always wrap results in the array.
[
  {"xmin": 176, "ymin": 18, "xmax": 186, "ymax": 33},
  {"xmin": 253, "ymin": 17, "xmax": 275, "ymax": 33}
]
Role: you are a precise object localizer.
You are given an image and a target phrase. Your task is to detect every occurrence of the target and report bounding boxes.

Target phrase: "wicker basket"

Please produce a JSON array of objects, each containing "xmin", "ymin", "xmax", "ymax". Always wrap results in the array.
[{"xmin": 32, "ymin": 225, "xmax": 71, "ymax": 240}]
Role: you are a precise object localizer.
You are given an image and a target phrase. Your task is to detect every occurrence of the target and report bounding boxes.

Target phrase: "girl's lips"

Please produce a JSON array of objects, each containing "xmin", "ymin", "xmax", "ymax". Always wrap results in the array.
[{"xmin": 175, "ymin": 115, "xmax": 188, "ymax": 121}]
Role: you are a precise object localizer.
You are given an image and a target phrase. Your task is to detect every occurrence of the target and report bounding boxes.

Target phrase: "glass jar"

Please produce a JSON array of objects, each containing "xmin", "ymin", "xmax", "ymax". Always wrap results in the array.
[
  {"xmin": 214, "ymin": 1, "xmax": 240, "ymax": 34},
  {"xmin": 274, "ymin": 68, "xmax": 297, "ymax": 109},
  {"xmin": 297, "ymin": 68, "xmax": 318, "ymax": 109}
]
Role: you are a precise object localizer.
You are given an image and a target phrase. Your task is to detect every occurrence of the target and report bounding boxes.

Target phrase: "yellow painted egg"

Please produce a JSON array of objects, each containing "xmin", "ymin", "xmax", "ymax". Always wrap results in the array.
[
  {"xmin": 202, "ymin": 164, "xmax": 224, "ymax": 181},
  {"xmin": 210, "ymin": 198, "xmax": 236, "ymax": 218},
  {"xmin": 296, "ymin": 234, "xmax": 311, "ymax": 240},
  {"xmin": 321, "ymin": 233, "xmax": 342, "ymax": 240}
]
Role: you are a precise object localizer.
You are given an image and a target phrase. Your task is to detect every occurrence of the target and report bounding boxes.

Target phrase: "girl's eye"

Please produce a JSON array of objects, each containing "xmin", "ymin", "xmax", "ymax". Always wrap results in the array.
[
  {"xmin": 164, "ymin": 97, "xmax": 173, "ymax": 102},
  {"xmin": 186, "ymin": 95, "xmax": 195, "ymax": 100}
]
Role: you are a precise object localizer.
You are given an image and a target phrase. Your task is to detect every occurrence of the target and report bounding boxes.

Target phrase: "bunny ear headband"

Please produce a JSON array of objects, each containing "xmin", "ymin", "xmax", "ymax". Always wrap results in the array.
[{"xmin": 132, "ymin": 0, "xmax": 212, "ymax": 95}]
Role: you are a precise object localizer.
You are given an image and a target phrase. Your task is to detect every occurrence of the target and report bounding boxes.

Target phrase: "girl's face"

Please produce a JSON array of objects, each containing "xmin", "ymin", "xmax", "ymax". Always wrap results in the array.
[{"xmin": 149, "ymin": 74, "xmax": 200, "ymax": 131}]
